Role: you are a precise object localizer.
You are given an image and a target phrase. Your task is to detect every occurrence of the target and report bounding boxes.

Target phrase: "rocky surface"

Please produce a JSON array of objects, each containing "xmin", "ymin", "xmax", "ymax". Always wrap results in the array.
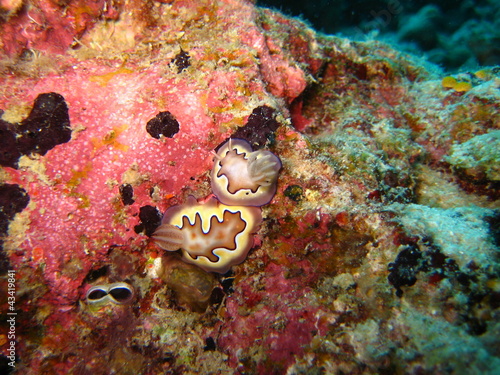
[{"xmin": 0, "ymin": 0, "xmax": 499, "ymax": 374}]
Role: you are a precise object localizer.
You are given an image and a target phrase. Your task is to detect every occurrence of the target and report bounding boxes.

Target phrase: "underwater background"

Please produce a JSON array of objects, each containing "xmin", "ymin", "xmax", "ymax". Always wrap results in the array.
[
  {"xmin": 0, "ymin": 0, "xmax": 499, "ymax": 374},
  {"xmin": 258, "ymin": 0, "xmax": 500, "ymax": 70}
]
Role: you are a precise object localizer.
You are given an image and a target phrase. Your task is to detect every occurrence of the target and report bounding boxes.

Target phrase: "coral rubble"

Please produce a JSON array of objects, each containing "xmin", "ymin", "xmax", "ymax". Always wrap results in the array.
[{"xmin": 0, "ymin": 0, "xmax": 498, "ymax": 374}]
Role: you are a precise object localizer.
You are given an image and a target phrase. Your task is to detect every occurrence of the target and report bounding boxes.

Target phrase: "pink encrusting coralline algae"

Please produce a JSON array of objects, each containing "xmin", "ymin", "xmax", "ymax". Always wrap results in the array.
[{"xmin": 0, "ymin": 0, "xmax": 499, "ymax": 374}]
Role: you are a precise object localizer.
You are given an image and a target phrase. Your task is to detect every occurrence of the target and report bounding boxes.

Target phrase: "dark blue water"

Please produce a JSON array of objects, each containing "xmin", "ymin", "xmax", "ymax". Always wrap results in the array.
[{"xmin": 258, "ymin": 0, "xmax": 500, "ymax": 70}]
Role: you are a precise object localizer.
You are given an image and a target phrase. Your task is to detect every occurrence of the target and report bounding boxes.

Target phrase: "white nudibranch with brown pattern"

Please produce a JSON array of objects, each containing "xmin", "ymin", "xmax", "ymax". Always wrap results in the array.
[
  {"xmin": 211, "ymin": 138, "xmax": 281, "ymax": 207},
  {"xmin": 153, "ymin": 196, "xmax": 262, "ymax": 273}
]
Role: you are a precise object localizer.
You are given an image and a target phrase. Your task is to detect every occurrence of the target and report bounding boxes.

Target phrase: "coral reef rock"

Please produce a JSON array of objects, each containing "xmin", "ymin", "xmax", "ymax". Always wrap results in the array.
[{"xmin": 0, "ymin": 0, "xmax": 499, "ymax": 374}]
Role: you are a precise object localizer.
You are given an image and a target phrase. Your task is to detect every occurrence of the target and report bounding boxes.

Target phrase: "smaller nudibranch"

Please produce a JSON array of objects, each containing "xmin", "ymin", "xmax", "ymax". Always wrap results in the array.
[
  {"xmin": 152, "ymin": 196, "xmax": 262, "ymax": 273},
  {"xmin": 211, "ymin": 138, "xmax": 281, "ymax": 206}
]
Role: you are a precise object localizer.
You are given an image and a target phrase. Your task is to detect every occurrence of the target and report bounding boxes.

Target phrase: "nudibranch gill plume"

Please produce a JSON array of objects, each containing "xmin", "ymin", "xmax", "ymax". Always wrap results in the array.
[
  {"xmin": 211, "ymin": 138, "xmax": 281, "ymax": 207},
  {"xmin": 153, "ymin": 196, "xmax": 262, "ymax": 273}
]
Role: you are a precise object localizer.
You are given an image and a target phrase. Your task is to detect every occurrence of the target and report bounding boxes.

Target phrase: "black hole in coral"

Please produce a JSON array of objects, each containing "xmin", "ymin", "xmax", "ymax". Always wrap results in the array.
[
  {"xmin": 87, "ymin": 289, "xmax": 107, "ymax": 300},
  {"xmin": 15, "ymin": 92, "xmax": 72, "ymax": 156},
  {"xmin": 465, "ymin": 317, "xmax": 488, "ymax": 336},
  {"xmin": 203, "ymin": 337, "xmax": 216, "ymax": 351},
  {"xmin": 221, "ymin": 277, "xmax": 234, "ymax": 294},
  {"xmin": 0, "ymin": 93, "xmax": 71, "ymax": 168},
  {"xmin": 162, "ymin": 353, "xmax": 175, "ymax": 363},
  {"xmin": 231, "ymin": 105, "xmax": 280, "ymax": 148},
  {"xmin": 388, "ymin": 244, "xmax": 423, "ymax": 297},
  {"xmin": 134, "ymin": 205, "xmax": 162, "ymax": 236},
  {"xmin": 209, "ymin": 287, "xmax": 225, "ymax": 305},
  {"xmin": 119, "ymin": 184, "xmax": 135, "ymax": 205},
  {"xmin": 171, "ymin": 49, "xmax": 191, "ymax": 73},
  {"xmin": 0, "ymin": 121, "xmax": 21, "ymax": 168},
  {"xmin": 84, "ymin": 266, "xmax": 109, "ymax": 283},
  {"xmin": 109, "ymin": 287, "xmax": 133, "ymax": 301},
  {"xmin": 146, "ymin": 111, "xmax": 180, "ymax": 139}
]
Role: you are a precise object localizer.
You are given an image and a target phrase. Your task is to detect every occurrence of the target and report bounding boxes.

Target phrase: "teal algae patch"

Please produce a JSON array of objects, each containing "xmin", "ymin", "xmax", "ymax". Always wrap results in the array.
[
  {"xmin": 393, "ymin": 203, "xmax": 498, "ymax": 268},
  {"xmin": 445, "ymin": 130, "xmax": 500, "ymax": 181}
]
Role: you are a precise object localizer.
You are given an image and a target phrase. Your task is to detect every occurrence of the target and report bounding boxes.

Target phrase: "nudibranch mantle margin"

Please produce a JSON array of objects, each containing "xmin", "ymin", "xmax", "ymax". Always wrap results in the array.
[
  {"xmin": 211, "ymin": 138, "xmax": 281, "ymax": 207},
  {"xmin": 153, "ymin": 196, "xmax": 262, "ymax": 273}
]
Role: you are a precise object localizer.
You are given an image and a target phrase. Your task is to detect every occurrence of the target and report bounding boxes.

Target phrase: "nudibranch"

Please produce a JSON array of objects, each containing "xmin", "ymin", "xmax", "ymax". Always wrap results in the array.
[
  {"xmin": 153, "ymin": 196, "xmax": 262, "ymax": 273},
  {"xmin": 211, "ymin": 138, "xmax": 281, "ymax": 207}
]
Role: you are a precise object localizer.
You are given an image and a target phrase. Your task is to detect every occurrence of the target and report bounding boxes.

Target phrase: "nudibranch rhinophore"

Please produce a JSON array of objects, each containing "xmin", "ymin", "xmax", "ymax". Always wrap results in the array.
[
  {"xmin": 153, "ymin": 196, "xmax": 262, "ymax": 273},
  {"xmin": 211, "ymin": 138, "xmax": 281, "ymax": 207}
]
